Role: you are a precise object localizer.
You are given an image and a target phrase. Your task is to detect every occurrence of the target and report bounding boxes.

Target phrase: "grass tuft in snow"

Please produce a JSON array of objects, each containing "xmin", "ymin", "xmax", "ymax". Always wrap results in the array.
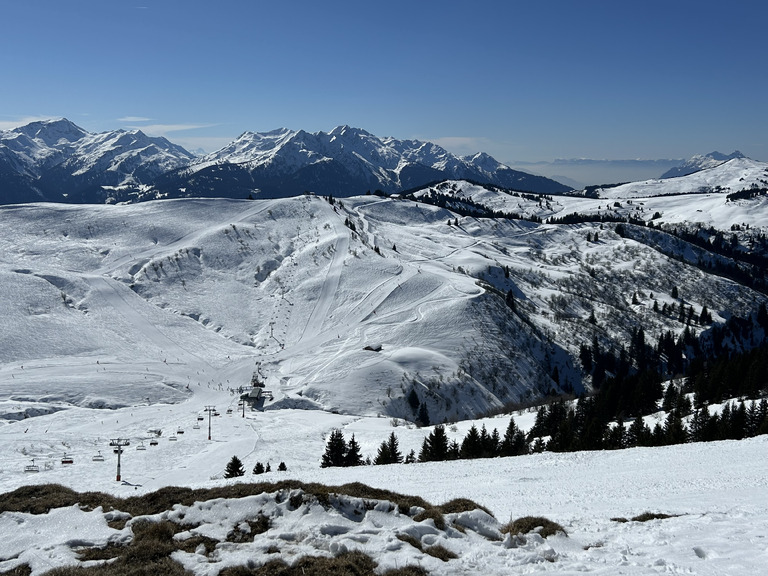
[
  {"xmin": 501, "ymin": 516, "xmax": 566, "ymax": 538},
  {"xmin": 611, "ymin": 511, "xmax": 680, "ymax": 523},
  {"xmin": 424, "ymin": 544, "xmax": 458, "ymax": 562},
  {"xmin": 412, "ymin": 508, "xmax": 446, "ymax": 530},
  {"xmin": 436, "ymin": 497, "xmax": 495, "ymax": 518}
]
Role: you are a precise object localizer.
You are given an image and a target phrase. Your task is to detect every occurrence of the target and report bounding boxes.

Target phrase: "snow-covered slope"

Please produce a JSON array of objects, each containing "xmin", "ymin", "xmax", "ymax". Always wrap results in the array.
[
  {"xmin": 0, "ymin": 402, "xmax": 766, "ymax": 576},
  {"xmin": 2, "ymin": 189, "xmax": 766, "ymax": 426},
  {"xmin": 1, "ymin": 187, "xmax": 767, "ymax": 575},
  {"xmin": 587, "ymin": 157, "xmax": 768, "ymax": 200},
  {"xmin": 660, "ymin": 150, "xmax": 746, "ymax": 179}
]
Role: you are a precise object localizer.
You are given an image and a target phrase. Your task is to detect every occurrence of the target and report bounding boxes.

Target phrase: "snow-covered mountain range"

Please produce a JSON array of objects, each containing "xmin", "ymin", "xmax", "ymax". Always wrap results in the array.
[
  {"xmin": 153, "ymin": 125, "xmax": 572, "ymax": 199},
  {"xmin": 0, "ymin": 120, "xmax": 570, "ymax": 204},
  {"xmin": 0, "ymin": 119, "xmax": 195, "ymax": 204},
  {"xmin": 660, "ymin": 150, "xmax": 746, "ymax": 179}
]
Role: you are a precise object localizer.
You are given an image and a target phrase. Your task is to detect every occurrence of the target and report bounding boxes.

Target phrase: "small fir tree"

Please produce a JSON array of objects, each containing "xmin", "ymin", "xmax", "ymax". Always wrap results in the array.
[
  {"xmin": 253, "ymin": 462, "xmax": 264, "ymax": 475},
  {"xmin": 277, "ymin": 461, "xmax": 287, "ymax": 471},
  {"xmin": 321, "ymin": 429, "xmax": 347, "ymax": 468},
  {"xmin": 225, "ymin": 455, "xmax": 245, "ymax": 478},
  {"xmin": 344, "ymin": 434, "xmax": 364, "ymax": 467}
]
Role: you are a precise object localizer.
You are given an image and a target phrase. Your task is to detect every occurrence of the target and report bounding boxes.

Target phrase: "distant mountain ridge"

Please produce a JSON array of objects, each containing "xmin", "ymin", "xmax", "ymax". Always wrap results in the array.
[
  {"xmin": 0, "ymin": 118, "xmax": 196, "ymax": 204},
  {"xmin": 149, "ymin": 124, "xmax": 571, "ymax": 200},
  {"xmin": 0, "ymin": 120, "xmax": 571, "ymax": 204},
  {"xmin": 660, "ymin": 151, "xmax": 746, "ymax": 179}
]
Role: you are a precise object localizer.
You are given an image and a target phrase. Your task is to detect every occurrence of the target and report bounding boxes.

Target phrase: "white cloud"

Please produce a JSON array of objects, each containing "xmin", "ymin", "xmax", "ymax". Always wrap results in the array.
[
  {"xmin": 0, "ymin": 115, "xmax": 60, "ymax": 131},
  {"xmin": 117, "ymin": 116, "xmax": 152, "ymax": 123},
  {"xmin": 129, "ymin": 123, "xmax": 218, "ymax": 137}
]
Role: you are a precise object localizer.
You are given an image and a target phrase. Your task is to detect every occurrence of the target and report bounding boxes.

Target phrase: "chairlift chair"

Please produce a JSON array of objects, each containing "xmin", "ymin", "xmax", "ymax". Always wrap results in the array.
[
  {"xmin": 137, "ymin": 442, "xmax": 147, "ymax": 451},
  {"xmin": 24, "ymin": 459, "xmax": 40, "ymax": 473},
  {"xmin": 92, "ymin": 451, "xmax": 105, "ymax": 462},
  {"xmin": 169, "ymin": 435, "xmax": 178, "ymax": 441},
  {"xmin": 61, "ymin": 454, "xmax": 74, "ymax": 465},
  {"xmin": 149, "ymin": 438, "xmax": 159, "ymax": 446},
  {"xmin": 176, "ymin": 428, "xmax": 184, "ymax": 434}
]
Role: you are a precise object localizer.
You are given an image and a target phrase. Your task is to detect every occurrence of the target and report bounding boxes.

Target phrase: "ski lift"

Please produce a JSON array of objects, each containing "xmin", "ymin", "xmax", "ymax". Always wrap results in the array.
[
  {"xmin": 176, "ymin": 428, "xmax": 184, "ymax": 434},
  {"xmin": 92, "ymin": 451, "xmax": 105, "ymax": 462},
  {"xmin": 136, "ymin": 442, "xmax": 147, "ymax": 451},
  {"xmin": 24, "ymin": 459, "xmax": 40, "ymax": 473},
  {"xmin": 193, "ymin": 423, "xmax": 200, "ymax": 429},
  {"xmin": 61, "ymin": 454, "xmax": 74, "ymax": 465},
  {"xmin": 226, "ymin": 408, "xmax": 233, "ymax": 414},
  {"xmin": 169, "ymin": 435, "xmax": 178, "ymax": 441},
  {"xmin": 149, "ymin": 438, "xmax": 159, "ymax": 446},
  {"xmin": 197, "ymin": 415, "xmax": 204, "ymax": 421}
]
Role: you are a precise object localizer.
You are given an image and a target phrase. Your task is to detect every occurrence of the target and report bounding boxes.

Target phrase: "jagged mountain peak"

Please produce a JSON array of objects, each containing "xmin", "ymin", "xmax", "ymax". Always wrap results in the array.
[{"xmin": 13, "ymin": 117, "xmax": 87, "ymax": 146}]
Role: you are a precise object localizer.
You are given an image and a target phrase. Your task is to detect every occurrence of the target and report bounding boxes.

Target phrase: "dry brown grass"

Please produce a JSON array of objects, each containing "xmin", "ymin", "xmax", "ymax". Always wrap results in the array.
[
  {"xmin": 424, "ymin": 544, "xmax": 458, "ymax": 562},
  {"xmin": 412, "ymin": 508, "xmax": 446, "ymax": 530},
  {"xmin": 396, "ymin": 533, "xmax": 423, "ymax": 551},
  {"xmin": 436, "ymin": 497, "xmax": 494, "ymax": 518},
  {"xmin": 501, "ymin": 516, "xmax": 567, "ymax": 538},
  {"xmin": 0, "ymin": 482, "xmax": 484, "ymax": 576},
  {"xmin": 0, "ymin": 565, "xmax": 32, "ymax": 576},
  {"xmin": 226, "ymin": 514, "xmax": 271, "ymax": 543},
  {"xmin": 0, "ymin": 481, "xmax": 437, "ymax": 519},
  {"xmin": 612, "ymin": 512, "xmax": 679, "ymax": 523},
  {"xmin": 382, "ymin": 568, "xmax": 429, "ymax": 576},
  {"xmin": 218, "ymin": 551, "xmax": 378, "ymax": 576}
]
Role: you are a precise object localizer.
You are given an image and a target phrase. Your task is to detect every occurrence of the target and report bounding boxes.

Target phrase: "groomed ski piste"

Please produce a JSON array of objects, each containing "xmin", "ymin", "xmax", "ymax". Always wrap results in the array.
[{"xmin": 1, "ymin": 177, "xmax": 767, "ymax": 574}]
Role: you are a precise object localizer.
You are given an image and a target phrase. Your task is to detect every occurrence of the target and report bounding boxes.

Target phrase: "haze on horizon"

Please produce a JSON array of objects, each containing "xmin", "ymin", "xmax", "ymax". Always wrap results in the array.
[{"xmin": 1, "ymin": 0, "xmax": 766, "ymax": 185}]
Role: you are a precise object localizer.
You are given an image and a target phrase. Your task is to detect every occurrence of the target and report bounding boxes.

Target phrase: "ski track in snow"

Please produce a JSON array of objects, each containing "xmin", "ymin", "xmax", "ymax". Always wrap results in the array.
[{"xmin": 1, "ymin": 189, "xmax": 768, "ymax": 574}]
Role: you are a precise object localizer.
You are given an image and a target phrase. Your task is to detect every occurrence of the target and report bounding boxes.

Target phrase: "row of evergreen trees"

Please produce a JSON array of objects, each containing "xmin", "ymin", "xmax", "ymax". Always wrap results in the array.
[
  {"xmin": 321, "ymin": 393, "xmax": 768, "ymax": 468},
  {"xmin": 320, "ymin": 416, "xmax": 529, "ymax": 467}
]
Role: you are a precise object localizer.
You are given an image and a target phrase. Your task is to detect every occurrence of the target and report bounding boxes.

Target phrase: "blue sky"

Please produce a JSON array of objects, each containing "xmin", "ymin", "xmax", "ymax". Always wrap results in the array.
[{"xmin": 1, "ymin": 0, "xmax": 766, "ymax": 167}]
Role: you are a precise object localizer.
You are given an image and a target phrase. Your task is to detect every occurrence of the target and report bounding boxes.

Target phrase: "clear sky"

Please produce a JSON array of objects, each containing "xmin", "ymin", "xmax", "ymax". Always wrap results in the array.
[{"xmin": 1, "ymin": 0, "xmax": 766, "ymax": 165}]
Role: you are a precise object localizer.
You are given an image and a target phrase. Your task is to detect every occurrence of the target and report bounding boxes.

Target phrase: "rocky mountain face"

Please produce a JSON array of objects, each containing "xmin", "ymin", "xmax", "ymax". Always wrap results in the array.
[
  {"xmin": 0, "ymin": 120, "xmax": 570, "ymax": 204},
  {"xmin": 0, "ymin": 119, "xmax": 196, "ymax": 204},
  {"xmin": 148, "ymin": 125, "xmax": 572, "ymax": 200}
]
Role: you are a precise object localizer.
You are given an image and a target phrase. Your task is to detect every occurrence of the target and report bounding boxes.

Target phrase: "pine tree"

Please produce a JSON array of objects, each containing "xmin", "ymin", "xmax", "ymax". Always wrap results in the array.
[
  {"xmin": 664, "ymin": 411, "xmax": 688, "ymax": 445},
  {"xmin": 225, "ymin": 455, "xmax": 245, "ymax": 478},
  {"xmin": 344, "ymin": 434, "xmax": 364, "ymax": 467},
  {"xmin": 386, "ymin": 431, "xmax": 403, "ymax": 463},
  {"xmin": 404, "ymin": 449, "xmax": 416, "ymax": 464},
  {"xmin": 627, "ymin": 415, "xmax": 650, "ymax": 447},
  {"xmin": 253, "ymin": 462, "xmax": 264, "ymax": 475},
  {"xmin": 500, "ymin": 416, "xmax": 519, "ymax": 456},
  {"xmin": 448, "ymin": 439, "xmax": 461, "ymax": 460},
  {"xmin": 374, "ymin": 439, "xmax": 392, "ymax": 465},
  {"xmin": 374, "ymin": 432, "xmax": 402, "ymax": 465},
  {"xmin": 460, "ymin": 424, "xmax": 482, "ymax": 459},
  {"xmin": 321, "ymin": 429, "xmax": 347, "ymax": 468},
  {"xmin": 265, "ymin": 462, "xmax": 271, "ymax": 472},
  {"xmin": 277, "ymin": 461, "xmax": 287, "ymax": 471},
  {"xmin": 419, "ymin": 425, "xmax": 449, "ymax": 462}
]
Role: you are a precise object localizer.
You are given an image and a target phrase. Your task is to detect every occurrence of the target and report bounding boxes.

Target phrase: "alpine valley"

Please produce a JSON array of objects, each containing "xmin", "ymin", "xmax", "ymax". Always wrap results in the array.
[{"xmin": 1, "ymin": 119, "xmax": 768, "ymax": 576}]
